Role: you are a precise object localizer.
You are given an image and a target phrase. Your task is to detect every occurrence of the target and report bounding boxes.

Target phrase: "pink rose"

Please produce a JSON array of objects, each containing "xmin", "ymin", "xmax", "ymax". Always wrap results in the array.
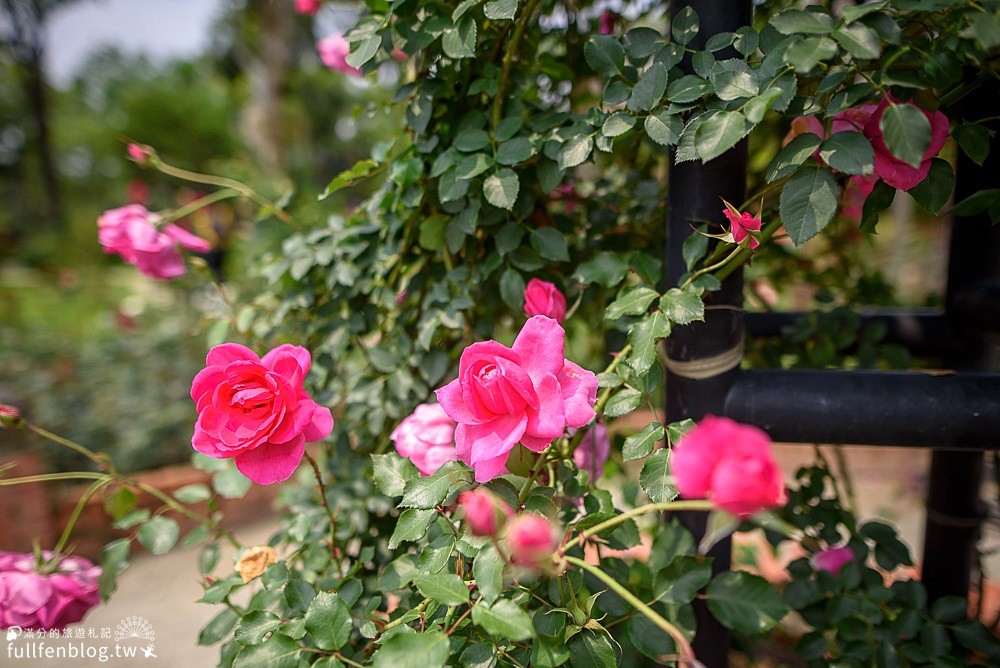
[
  {"xmin": 812, "ymin": 546, "xmax": 855, "ymax": 575},
  {"xmin": 523, "ymin": 278, "xmax": 567, "ymax": 323},
  {"xmin": 436, "ymin": 316, "xmax": 598, "ymax": 482},
  {"xmin": 573, "ymin": 422, "xmax": 610, "ymax": 482},
  {"xmin": 671, "ymin": 415, "xmax": 785, "ymax": 518},
  {"xmin": 190, "ymin": 343, "xmax": 334, "ymax": 485},
  {"xmin": 98, "ymin": 204, "xmax": 211, "ymax": 280},
  {"xmin": 840, "ymin": 174, "xmax": 877, "ymax": 222},
  {"xmin": 864, "ymin": 97, "xmax": 949, "ymax": 191},
  {"xmin": 0, "ymin": 404, "xmax": 23, "ymax": 429},
  {"xmin": 0, "ymin": 552, "xmax": 100, "ymax": 631},
  {"xmin": 459, "ymin": 489, "xmax": 512, "ymax": 537},
  {"xmin": 295, "ymin": 0, "xmax": 321, "ymax": 14},
  {"xmin": 390, "ymin": 403, "xmax": 458, "ymax": 476},
  {"xmin": 599, "ymin": 10, "xmax": 617, "ymax": 35},
  {"xmin": 317, "ymin": 33, "xmax": 362, "ymax": 76},
  {"xmin": 504, "ymin": 514, "xmax": 557, "ymax": 569},
  {"xmin": 126, "ymin": 142, "xmax": 152, "ymax": 165},
  {"xmin": 723, "ymin": 208, "xmax": 762, "ymax": 249}
]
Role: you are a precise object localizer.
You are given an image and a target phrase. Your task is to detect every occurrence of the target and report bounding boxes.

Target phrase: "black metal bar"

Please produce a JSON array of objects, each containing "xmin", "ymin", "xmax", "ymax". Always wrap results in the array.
[
  {"xmin": 723, "ymin": 369, "xmax": 1000, "ymax": 449},
  {"xmin": 665, "ymin": 2, "xmax": 751, "ymax": 665},
  {"xmin": 921, "ymin": 78, "xmax": 1000, "ymax": 603}
]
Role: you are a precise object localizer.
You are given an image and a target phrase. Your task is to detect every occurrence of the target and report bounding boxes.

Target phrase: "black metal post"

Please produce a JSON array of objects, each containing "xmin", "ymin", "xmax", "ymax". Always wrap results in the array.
[
  {"xmin": 921, "ymin": 80, "xmax": 1000, "ymax": 603},
  {"xmin": 666, "ymin": 2, "xmax": 751, "ymax": 665}
]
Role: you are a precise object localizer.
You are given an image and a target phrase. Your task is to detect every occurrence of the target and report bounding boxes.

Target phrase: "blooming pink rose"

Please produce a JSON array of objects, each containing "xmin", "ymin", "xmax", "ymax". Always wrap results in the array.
[
  {"xmin": 864, "ymin": 97, "xmax": 949, "ymax": 191},
  {"xmin": 723, "ymin": 209, "xmax": 762, "ymax": 249},
  {"xmin": 98, "ymin": 205, "xmax": 211, "ymax": 280},
  {"xmin": 504, "ymin": 514, "xmax": 557, "ymax": 569},
  {"xmin": 459, "ymin": 489, "xmax": 512, "ymax": 537},
  {"xmin": 523, "ymin": 278, "xmax": 567, "ymax": 323},
  {"xmin": 390, "ymin": 403, "xmax": 458, "ymax": 476},
  {"xmin": 436, "ymin": 316, "xmax": 598, "ymax": 482},
  {"xmin": 812, "ymin": 546, "xmax": 855, "ymax": 575},
  {"xmin": 295, "ymin": 0, "xmax": 321, "ymax": 14},
  {"xmin": 671, "ymin": 415, "xmax": 785, "ymax": 518},
  {"xmin": 573, "ymin": 422, "xmax": 610, "ymax": 482},
  {"xmin": 317, "ymin": 33, "xmax": 362, "ymax": 76},
  {"xmin": 190, "ymin": 343, "xmax": 333, "ymax": 484},
  {"xmin": 0, "ymin": 552, "xmax": 100, "ymax": 631}
]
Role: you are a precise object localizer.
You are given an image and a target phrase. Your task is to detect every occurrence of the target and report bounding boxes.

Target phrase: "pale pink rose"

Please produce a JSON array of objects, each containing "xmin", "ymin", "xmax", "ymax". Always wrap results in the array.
[
  {"xmin": 524, "ymin": 278, "xmax": 567, "ymax": 323},
  {"xmin": 0, "ymin": 552, "xmax": 100, "ymax": 631},
  {"xmin": 295, "ymin": 0, "xmax": 321, "ymax": 14},
  {"xmin": 190, "ymin": 343, "xmax": 333, "ymax": 484},
  {"xmin": 390, "ymin": 403, "xmax": 458, "ymax": 476},
  {"xmin": 504, "ymin": 514, "xmax": 557, "ymax": 568},
  {"xmin": 813, "ymin": 546, "xmax": 855, "ymax": 575},
  {"xmin": 671, "ymin": 415, "xmax": 785, "ymax": 518},
  {"xmin": 459, "ymin": 489, "xmax": 511, "ymax": 537},
  {"xmin": 864, "ymin": 96, "xmax": 949, "ymax": 191},
  {"xmin": 435, "ymin": 316, "xmax": 598, "ymax": 482},
  {"xmin": 317, "ymin": 33, "xmax": 362, "ymax": 76},
  {"xmin": 98, "ymin": 205, "xmax": 211, "ymax": 280},
  {"xmin": 723, "ymin": 209, "xmax": 762, "ymax": 249},
  {"xmin": 573, "ymin": 422, "xmax": 610, "ymax": 481}
]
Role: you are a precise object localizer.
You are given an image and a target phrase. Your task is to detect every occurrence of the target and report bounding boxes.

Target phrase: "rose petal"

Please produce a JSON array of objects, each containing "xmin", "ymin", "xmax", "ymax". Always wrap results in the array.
[
  {"xmin": 261, "ymin": 344, "xmax": 312, "ymax": 378},
  {"xmin": 207, "ymin": 343, "xmax": 260, "ymax": 367},
  {"xmin": 512, "ymin": 316, "xmax": 566, "ymax": 379},
  {"xmin": 303, "ymin": 405, "xmax": 334, "ymax": 442},
  {"xmin": 234, "ymin": 434, "xmax": 306, "ymax": 484}
]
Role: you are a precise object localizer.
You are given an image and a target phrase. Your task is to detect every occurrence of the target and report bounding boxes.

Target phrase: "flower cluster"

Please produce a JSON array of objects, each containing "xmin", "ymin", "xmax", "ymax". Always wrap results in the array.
[
  {"xmin": 0, "ymin": 553, "xmax": 101, "ymax": 631},
  {"xmin": 458, "ymin": 490, "xmax": 557, "ymax": 570}
]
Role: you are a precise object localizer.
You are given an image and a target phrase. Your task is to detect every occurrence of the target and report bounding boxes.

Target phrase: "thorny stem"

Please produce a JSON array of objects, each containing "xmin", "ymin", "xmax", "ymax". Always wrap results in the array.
[
  {"xmin": 27, "ymin": 424, "xmax": 114, "ymax": 473},
  {"xmin": 379, "ymin": 597, "xmax": 432, "ymax": 635},
  {"xmin": 564, "ymin": 556, "xmax": 698, "ymax": 666},
  {"xmin": 446, "ymin": 596, "xmax": 480, "ymax": 636},
  {"xmin": 304, "ymin": 451, "xmax": 340, "ymax": 561},
  {"xmin": 153, "ymin": 159, "xmax": 291, "ymax": 223}
]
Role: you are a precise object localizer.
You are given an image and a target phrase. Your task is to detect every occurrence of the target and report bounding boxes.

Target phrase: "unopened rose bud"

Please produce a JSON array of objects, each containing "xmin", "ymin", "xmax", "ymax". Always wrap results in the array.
[
  {"xmin": 395, "ymin": 289, "xmax": 409, "ymax": 307},
  {"xmin": 126, "ymin": 143, "xmax": 155, "ymax": 166},
  {"xmin": 0, "ymin": 404, "xmax": 24, "ymax": 429},
  {"xmin": 504, "ymin": 513, "xmax": 558, "ymax": 570},
  {"xmin": 235, "ymin": 546, "xmax": 278, "ymax": 583},
  {"xmin": 459, "ymin": 489, "xmax": 511, "ymax": 537},
  {"xmin": 812, "ymin": 546, "xmax": 855, "ymax": 575}
]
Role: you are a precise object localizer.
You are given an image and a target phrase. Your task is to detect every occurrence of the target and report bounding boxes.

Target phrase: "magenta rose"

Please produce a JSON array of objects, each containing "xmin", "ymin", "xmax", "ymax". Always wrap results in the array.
[
  {"xmin": 317, "ymin": 33, "xmax": 362, "ymax": 76},
  {"xmin": 812, "ymin": 546, "xmax": 855, "ymax": 575},
  {"xmin": 190, "ymin": 343, "xmax": 333, "ymax": 484},
  {"xmin": 523, "ymin": 278, "xmax": 567, "ymax": 323},
  {"xmin": 572, "ymin": 422, "xmax": 610, "ymax": 482},
  {"xmin": 295, "ymin": 0, "xmax": 321, "ymax": 14},
  {"xmin": 671, "ymin": 415, "xmax": 785, "ymax": 518},
  {"xmin": 98, "ymin": 204, "xmax": 211, "ymax": 280},
  {"xmin": 504, "ymin": 514, "xmax": 557, "ymax": 569},
  {"xmin": 390, "ymin": 403, "xmax": 458, "ymax": 476},
  {"xmin": 0, "ymin": 552, "xmax": 100, "ymax": 631},
  {"xmin": 723, "ymin": 208, "xmax": 763, "ymax": 249},
  {"xmin": 436, "ymin": 316, "xmax": 598, "ymax": 482},
  {"xmin": 864, "ymin": 97, "xmax": 949, "ymax": 191},
  {"xmin": 459, "ymin": 489, "xmax": 512, "ymax": 537}
]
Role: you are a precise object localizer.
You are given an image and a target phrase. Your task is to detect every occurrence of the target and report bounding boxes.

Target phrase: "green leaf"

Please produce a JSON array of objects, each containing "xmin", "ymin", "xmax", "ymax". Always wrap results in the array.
[
  {"xmin": 388, "ymin": 508, "xmax": 437, "ymax": 550},
  {"xmin": 639, "ymin": 448, "xmax": 677, "ymax": 503},
  {"xmin": 443, "ymin": 16, "xmax": 478, "ymax": 59},
  {"xmin": 372, "ymin": 453, "xmax": 420, "ymax": 498},
  {"xmin": 319, "ymin": 159, "xmax": 378, "ymax": 200},
  {"xmin": 950, "ymin": 188, "xmax": 1000, "ymax": 219},
  {"xmin": 860, "ymin": 179, "xmax": 896, "ymax": 233},
  {"xmin": 833, "ymin": 23, "xmax": 881, "ymax": 60},
  {"xmin": 558, "ymin": 134, "xmax": 594, "ymax": 170},
  {"xmin": 605, "ymin": 286, "xmax": 659, "ymax": 320},
  {"xmin": 622, "ymin": 422, "xmax": 664, "ymax": 461},
  {"xmin": 235, "ymin": 610, "xmax": 281, "ymax": 646},
  {"xmin": 667, "ymin": 74, "xmax": 710, "ymax": 103},
  {"xmin": 602, "ymin": 112, "xmax": 636, "ymax": 138},
  {"xmin": 645, "ymin": 109, "xmax": 683, "ymax": 147},
  {"xmin": 530, "ymin": 228, "xmax": 569, "ymax": 262},
  {"xmin": 628, "ymin": 613, "xmax": 678, "ymax": 661},
  {"xmin": 694, "ymin": 111, "xmax": 748, "ymax": 163},
  {"xmin": 654, "ymin": 555, "xmax": 712, "ymax": 604},
  {"xmin": 305, "ymin": 591, "xmax": 353, "ymax": 651},
  {"xmin": 604, "ymin": 387, "xmax": 643, "ymax": 418},
  {"xmin": 400, "ymin": 461, "xmax": 473, "ymax": 509},
  {"xmin": 137, "ymin": 516, "xmax": 179, "ymax": 555},
  {"xmin": 779, "ymin": 166, "xmax": 839, "ymax": 245},
  {"xmin": 473, "ymin": 545, "xmax": 504, "ymax": 605},
  {"xmin": 484, "ymin": 0, "xmax": 518, "ymax": 21},
  {"xmin": 706, "ymin": 571, "xmax": 790, "ymax": 634},
  {"xmin": 233, "ymin": 632, "xmax": 300, "ymax": 668},
  {"xmin": 499, "ymin": 266, "xmax": 526, "ymax": 309},
  {"xmin": 584, "ymin": 35, "xmax": 625, "ymax": 77},
  {"xmin": 671, "ymin": 6, "xmax": 700, "ymax": 46},
  {"xmin": 880, "ymin": 103, "xmax": 932, "ymax": 169},
  {"xmin": 483, "ymin": 169, "xmax": 520, "ymax": 210},
  {"xmin": 698, "ymin": 509, "xmax": 740, "ymax": 554},
  {"xmin": 783, "ymin": 37, "xmax": 838, "ymax": 73},
  {"xmin": 496, "ymin": 137, "xmax": 533, "ymax": 165},
  {"xmin": 819, "ymin": 131, "xmax": 874, "ymax": 176},
  {"xmin": 628, "ymin": 63, "xmax": 668, "ymax": 112},
  {"xmin": 909, "ymin": 158, "xmax": 954, "ymax": 214},
  {"xmin": 212, "ymin": 465, "xmax": 252, "ymax": 499},
  {"xmin": 345, "ymin": 35, "xmax": 380, "ymax": 70},
  {"xmin": 574, "ymin": 252, "xmax": 628, "ymax": 287},
  {"xmin": 771, "ymin": 9, "xmax": 835, "ymax": 35},
  {"xmin": 455, "ymin": 129, "xmax": 491, "ymax": 152},
  {"xmin": 649, "ymin": 519, "xmax": 695, "ymax": 572},
  {"xmin": 842, "ymin": 1, "xmax": 887, "ymax": 24},
  {"xmin": 628, "ymin": 311, "xmax": 671, "ymax": 375},
  {"xmin": 766, "ymin": 132, "xmax": 822, "ymax": 183},
  {"xmin": 711, "ymin": 60, "xmax": 758, "ymax": 101},
  {"xmin": 953, "ymin": 123, "xmax": 993, "ymax": 166},
  {"xmin": 103, "ymin": 487, "xmax": 137, "ymax": 520},
  {"xmin": 98, "ymin": 538, "xmax": 131, "ymax": 600},
  {"xmin": 173, "ymin": 483, "xmax": 211, "ymax": 504},
  {"xmin": 472, "ymin": 598, "xmax": 535, "ymax": 641},
  {"xmin": 200, "ymin": 608, "xmax": 239, "ymax": 646},
  {"xmin": 624, "ymin": 27, "xmax": 665, "ymax": 61},
  {"xmin": 199, "ymin": 543, "xmax": 220, "ymax": 574},
  {"xmin": 452, "ymin": 0, "xmax": 479, "ymax": 21},
  {"xmin": 567, "ymin": 629, "xmax": 618, "ymax": 668},
  {"xmin": 455, "ymin": 154, "xmax": 493, "ymax": 180},
  {"xmin": 419, "ymin": 214, "xmax": 448, "ymax": 251},
  {"xmin": 373, "ymin": 632, "xmax": 450, "ymax": 668},
  {"xmin": 414, "ymin": 573, "xmax": 470, "ymax": 606},
  {"xmin": 659, "ymin": 288, "xmax": 705, "ymax": 325}
]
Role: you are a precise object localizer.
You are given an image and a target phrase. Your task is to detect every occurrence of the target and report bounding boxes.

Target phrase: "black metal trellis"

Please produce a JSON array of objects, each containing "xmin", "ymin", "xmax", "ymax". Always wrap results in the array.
[{"xmin": 664, "ymin": 1, "xmax": 1000, "ymax": 666}]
